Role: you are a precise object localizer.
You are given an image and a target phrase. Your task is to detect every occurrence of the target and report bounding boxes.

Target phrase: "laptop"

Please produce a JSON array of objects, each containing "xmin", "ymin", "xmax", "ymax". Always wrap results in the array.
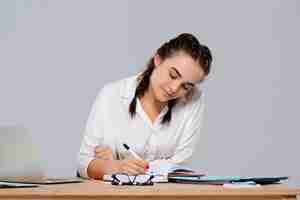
[{"xmin": 0, "ymin": 125, "xmax": 83, "ymax": 184}]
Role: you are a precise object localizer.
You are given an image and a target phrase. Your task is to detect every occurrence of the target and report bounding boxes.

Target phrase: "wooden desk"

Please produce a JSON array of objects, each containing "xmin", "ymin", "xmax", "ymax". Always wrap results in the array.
[{"xmin": 0, "ymin": 180, "xmax": 299, "ymax": 200}]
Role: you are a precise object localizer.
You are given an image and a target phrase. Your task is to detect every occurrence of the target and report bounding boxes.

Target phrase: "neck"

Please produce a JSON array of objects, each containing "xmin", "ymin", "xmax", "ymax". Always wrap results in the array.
[{"xmin": 140, "ymin": 90, "xmax": 166, "ymax": 114}]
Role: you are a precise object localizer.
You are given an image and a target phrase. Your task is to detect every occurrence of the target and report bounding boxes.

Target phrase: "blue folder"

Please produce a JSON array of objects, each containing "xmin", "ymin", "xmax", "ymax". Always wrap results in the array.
[{"xmin": 168, "ymin": 176, "xmax": 288, "ymax": 185}]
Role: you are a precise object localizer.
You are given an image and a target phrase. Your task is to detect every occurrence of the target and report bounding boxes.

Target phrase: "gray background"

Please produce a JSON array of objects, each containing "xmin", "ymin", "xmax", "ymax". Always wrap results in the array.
[{"xmin": 0, "ymin": 0, "xmax": 299, "ymax": 178}]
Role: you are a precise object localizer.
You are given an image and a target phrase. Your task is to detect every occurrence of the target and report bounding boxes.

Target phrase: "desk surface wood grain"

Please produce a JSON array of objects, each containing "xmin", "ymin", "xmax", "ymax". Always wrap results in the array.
[{"xmin": 0, "ymin": 180, "xmax": 299, "ymax": 200}]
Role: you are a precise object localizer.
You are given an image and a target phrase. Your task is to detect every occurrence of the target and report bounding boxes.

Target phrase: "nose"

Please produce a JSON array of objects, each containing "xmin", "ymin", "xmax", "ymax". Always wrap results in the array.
[{"xmin": 168, "ymin": 80, "xmax": 181, "ymax": 94}]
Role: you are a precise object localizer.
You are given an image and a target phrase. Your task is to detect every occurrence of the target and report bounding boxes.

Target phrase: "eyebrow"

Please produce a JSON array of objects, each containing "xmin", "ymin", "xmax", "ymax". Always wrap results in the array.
[{"xmin": 170, "ymin": 67, "xmax": 195, "ymax": 87}]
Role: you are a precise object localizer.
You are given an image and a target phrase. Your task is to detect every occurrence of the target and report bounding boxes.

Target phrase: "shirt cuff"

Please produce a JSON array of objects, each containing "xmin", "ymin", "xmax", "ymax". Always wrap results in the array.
[{"xmin": 78, "ymin": 156, "xmax": 94, "ymax": 179}]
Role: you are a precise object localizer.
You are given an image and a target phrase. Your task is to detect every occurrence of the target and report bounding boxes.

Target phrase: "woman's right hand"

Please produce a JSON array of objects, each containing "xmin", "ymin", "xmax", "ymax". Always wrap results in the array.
[{"xmin": 117, "ymin": 159, "xmax": 149, "ymax": 175}]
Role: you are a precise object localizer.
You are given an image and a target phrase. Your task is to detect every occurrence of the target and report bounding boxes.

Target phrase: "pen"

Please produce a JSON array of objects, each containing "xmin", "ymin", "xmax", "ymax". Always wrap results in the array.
[
  {"xmin": 122, "ymin": 143, "xmax": 142, "ymax": 160},
  {"xmin": 123, "ymin": 143, "xmax": 149, "ymax": 170}
]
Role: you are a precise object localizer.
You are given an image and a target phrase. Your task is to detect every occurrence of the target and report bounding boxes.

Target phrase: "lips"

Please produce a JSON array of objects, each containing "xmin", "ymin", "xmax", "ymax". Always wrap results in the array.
[{"xmin": 162, "ymin": 89, "xmax": 173, "ymax": 98}]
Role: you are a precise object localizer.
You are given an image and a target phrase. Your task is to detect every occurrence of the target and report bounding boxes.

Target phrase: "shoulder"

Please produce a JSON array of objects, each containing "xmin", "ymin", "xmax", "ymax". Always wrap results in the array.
[
  {"xmin": 190, "ymin": 86, "xmax": 205, "ymax": 109},
  {"xmin": 181, "ymin": 86, "xmax": 204, "ymax": 108},
  {"xmin": 174, "ymin": 86, "xmax": 205, "ymax": 118},
  {"xmin": 95, "ymin": 75, "xmax": 138, "ymax": 102},
  {"xmin": 189, "ymin": 86, "xmax": 205, "ymax": 113}
]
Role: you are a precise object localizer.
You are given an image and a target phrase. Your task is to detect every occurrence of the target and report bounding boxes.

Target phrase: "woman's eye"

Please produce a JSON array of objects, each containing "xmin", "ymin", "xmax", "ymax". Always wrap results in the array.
[{"xmin": 169, "ymin": 72, "xmax": 177, "ymax": 79}]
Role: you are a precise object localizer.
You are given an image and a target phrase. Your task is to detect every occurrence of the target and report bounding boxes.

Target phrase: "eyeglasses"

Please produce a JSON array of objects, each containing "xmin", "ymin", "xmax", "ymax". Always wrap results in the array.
[{"xmin": 111, "ymin": 173, "xmax": 154, "ymax": 186}]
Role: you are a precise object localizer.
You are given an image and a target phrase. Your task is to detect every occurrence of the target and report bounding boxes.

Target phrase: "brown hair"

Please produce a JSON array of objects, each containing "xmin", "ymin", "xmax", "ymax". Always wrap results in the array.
[{"xmin": 129, "ymin": 33, "xmax": 212, "ymax": 124}]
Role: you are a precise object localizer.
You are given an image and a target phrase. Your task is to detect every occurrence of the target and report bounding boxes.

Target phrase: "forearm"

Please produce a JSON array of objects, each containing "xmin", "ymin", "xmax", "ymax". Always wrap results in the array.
[{"xmin": 87, "ymin": 159, "xmax": 120, "ymax": 180}]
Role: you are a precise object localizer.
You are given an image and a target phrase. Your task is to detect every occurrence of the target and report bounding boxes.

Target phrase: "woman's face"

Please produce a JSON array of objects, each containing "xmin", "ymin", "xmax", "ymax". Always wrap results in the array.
[{"xmin": 149, "ymin": 52, "xmax": 205, "ymax": 103}]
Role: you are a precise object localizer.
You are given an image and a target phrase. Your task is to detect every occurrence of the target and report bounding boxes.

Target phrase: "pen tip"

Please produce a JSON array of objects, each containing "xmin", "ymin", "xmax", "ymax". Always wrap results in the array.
[{"xmin": 123, "ymin": 143, "xmax": 129, "ymax": 150}]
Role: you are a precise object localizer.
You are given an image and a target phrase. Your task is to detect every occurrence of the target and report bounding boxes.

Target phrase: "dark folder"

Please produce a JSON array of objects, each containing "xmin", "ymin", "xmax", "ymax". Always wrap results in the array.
[
  {"xmin": 168, "ymin": 176, "xmax": 288, "ymax": 185},
  {"xmin": 0, "ymin": 182, "xmax": 38, "ymax": 188}
]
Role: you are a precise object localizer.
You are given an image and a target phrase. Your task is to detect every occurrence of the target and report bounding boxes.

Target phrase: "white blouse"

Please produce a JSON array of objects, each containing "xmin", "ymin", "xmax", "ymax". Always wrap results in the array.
[{"xmin": 78, "ymin": 75, "xmax": 205, "ymax": 178}]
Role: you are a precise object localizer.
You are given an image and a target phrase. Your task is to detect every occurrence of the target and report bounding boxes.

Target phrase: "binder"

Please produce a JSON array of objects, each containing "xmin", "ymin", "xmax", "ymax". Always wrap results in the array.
[{"xmin": 168, "ymin": 176, "xmax": 288, "ymax": 185}]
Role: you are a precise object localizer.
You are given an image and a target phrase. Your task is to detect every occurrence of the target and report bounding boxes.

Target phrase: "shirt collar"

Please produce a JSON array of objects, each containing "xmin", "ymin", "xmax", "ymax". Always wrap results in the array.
[{"xmin": 120, "ymin": 74, "xmax": 169, "ymax": 117}]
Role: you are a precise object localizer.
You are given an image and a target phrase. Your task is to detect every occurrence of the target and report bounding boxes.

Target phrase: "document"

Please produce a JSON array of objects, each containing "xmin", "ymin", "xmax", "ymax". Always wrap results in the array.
[
  {"xmin": 147, "ymin": 160, "xmax": 204, "ymax": 182},
  {"xmin": 148, "ymin": 161, "xmax": 194, "ymax": 175}
]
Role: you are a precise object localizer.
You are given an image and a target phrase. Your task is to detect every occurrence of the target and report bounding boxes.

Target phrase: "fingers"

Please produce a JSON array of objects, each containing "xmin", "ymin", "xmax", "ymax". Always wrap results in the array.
[
  {"xmin": 94, "ymin": 146, "xmax": 113, "ymax": 160},
  {"xmin": 94, "ymin": 147, "xmax": 149, "ymax": 175},
  {"xmin": 119, "ymin": 159, "xmax": 149, "ymax": 175},
  {"xmin": 122, "ymin": 164, "xmax": 141, "ymax": 175},
  {"xmin": 132, "ymin": 159, "xmax": 149, "ymax": 170},
  {"xmin": 128, "ymin": 160, "xmax": 146, "ymax": 174},
  {"xmin": 95, "ymin": 146, "xmax": 110, "ymax": 154}
]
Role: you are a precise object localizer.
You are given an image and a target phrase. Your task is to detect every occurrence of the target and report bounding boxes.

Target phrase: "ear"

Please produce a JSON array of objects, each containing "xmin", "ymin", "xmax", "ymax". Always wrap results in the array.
[{"xmin": 154, "ymin": 54, "xmax": 162, "ymax": 67}]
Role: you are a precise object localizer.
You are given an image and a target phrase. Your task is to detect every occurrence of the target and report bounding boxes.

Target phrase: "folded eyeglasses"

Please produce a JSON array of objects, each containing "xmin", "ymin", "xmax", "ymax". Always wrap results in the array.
[{"xmin": 111, "ymin": 173, "xmax": 154, "ymax": 186}]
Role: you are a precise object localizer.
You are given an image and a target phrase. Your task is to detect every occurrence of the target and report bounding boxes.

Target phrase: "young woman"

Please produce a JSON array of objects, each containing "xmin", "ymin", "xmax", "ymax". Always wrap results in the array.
[{"xmin": 78, "ymin": 33, "xmax": 212, "ymax": 179}]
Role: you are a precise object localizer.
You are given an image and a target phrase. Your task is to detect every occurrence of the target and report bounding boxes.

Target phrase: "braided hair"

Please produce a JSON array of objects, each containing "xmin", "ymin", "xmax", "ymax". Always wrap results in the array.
[{"xmin": 129, "ymin": 33, "xmax": 212, "ymax": 124}]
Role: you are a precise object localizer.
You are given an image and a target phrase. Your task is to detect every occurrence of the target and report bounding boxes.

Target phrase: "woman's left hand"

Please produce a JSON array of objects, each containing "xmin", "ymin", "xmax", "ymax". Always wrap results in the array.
[{"xmin": 94, "ymin": 146, "xmax": 114, "ymax": 160}]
